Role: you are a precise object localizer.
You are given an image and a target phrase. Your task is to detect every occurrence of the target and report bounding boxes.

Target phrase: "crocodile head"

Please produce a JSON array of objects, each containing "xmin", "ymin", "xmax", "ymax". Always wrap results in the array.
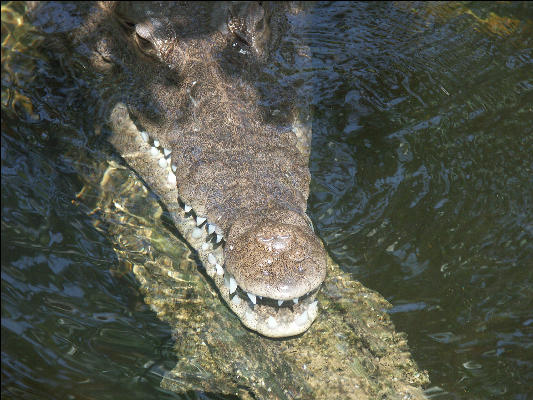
[{"xmin": 39, "ymin": 1, "xmax": 328, "ymax": 337}]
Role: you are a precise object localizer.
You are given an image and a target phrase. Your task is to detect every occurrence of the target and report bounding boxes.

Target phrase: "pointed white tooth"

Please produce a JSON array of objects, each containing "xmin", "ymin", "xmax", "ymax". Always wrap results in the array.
[
  {"xmin": 216, "ymin": 234, "xmax": 223, "ymax": 243},
  {"xmin": 196, "ymin": 216, "xmax": 206, "ymax": 226},
  {"xmin": 247, "ymin": 292, "xmax": 256, "ymax": 305},
  {"xmin": 153, "ymin": 139, "xmax": 160, "ymax": 147},
  {"xmin": 140, "ymin": 131, "xmax": 149, "ymax": 142},
  {"xmin": 215, "ymin": 263, "xmax": 224, "ymax": 276},
  {"xmin": 192, "ymin": 228, "xmax": 203, "ymax": 239},
  {"xmin": 207, "ymin": 224, "xmax": 216, "ymax": 234},
  {"xmin": 150, "ymin": 147, "xmax": 159, "ymax": 156},
  {"xmin": 163, "ymin": 148, "xmax": 171, "ymax": 157},
  {"xmin": 201, "ymin": 242, "xmax": 209, "ymax": 251},
  {"xmin": 158, "ymin": 158, "xmax": 167, "ymax": 168},
  {"xmin": 295, "ymin": 310, "xmax": 308, "ymax": 326},
  {"xmin": 207, "ymin": 253, "xmax": 216, "ymax": 265},
  {"xmin": 184, "ymin": 204, "xmax": 192, "ymax": 212},
  {"xmin": 258, "ymin": 296, "xmax": 262, "ymax": 300},
  {"xmin": 293, "ymin": 298, "xmax": 299, "ymax": 304},
  {"xmin": 172, "ymin": 164, "xmax": 177, "ymax": 172},
  {"xmin": 308, "ymin": 300, "xmax": 318, "ymax": 319},
  {"xmin": 267, "ymin": 316, "xmax": 278, "ymax": 329},
  {"xmin": 167, "ymin": 172, "xmax": 176, "ymax": 185},
  {"xmin": 245, "ymin": 310, "xmax": 255, "ymax": 324},
  {"xmin": 278, "ymin": 300, "xmax": 284, "ymax": 306},
  {"xmin": 229, "ymin": 276, "xmax": 237, "ymax": 294},
  {"xmin": 231, "ymin": 294, "xmax": 241, "ymax": 305}
]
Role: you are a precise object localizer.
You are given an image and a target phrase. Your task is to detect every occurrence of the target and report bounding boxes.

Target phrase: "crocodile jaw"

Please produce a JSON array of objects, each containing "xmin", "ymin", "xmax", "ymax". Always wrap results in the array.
[{"xmin": 108, "ymin": 103, "xmax": 324, "ymax": 337}]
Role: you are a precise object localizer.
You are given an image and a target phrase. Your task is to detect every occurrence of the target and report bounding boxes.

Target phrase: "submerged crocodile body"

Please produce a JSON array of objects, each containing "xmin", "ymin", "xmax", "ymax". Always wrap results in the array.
[{"xmin": 31, "ymin": 1, "xmax": 326, "ymax": 337}]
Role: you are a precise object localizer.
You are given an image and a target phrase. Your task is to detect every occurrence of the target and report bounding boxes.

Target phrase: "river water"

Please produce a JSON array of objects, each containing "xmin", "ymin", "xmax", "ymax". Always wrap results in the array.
[{"xmin": 2, "ymin": 2, "xmax": 532, "ymax": 399}]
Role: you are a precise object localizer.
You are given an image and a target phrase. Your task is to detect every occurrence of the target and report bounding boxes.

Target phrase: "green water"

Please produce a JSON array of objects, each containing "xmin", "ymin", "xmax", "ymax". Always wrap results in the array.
[{"xmin": 2, "ymin": 2, "xmax": 532, "ymax": 399}]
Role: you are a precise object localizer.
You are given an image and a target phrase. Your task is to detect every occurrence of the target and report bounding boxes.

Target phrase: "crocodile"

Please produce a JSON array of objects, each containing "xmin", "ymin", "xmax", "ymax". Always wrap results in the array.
[
  {"xmin": 5, "ymin": 1, "xmax": 430, "ymax": 397},
  {"xmin": 29, "ymin": 1, "xmax": 326, "ymax": 337}
]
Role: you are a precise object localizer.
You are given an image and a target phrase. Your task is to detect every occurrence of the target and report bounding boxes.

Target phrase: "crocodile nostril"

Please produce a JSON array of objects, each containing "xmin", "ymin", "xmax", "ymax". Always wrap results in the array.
[
  {"xmin": 258, "ymin": 233, "xmax": 292, "ymax": 252},
  {"xmin": 272, "ymin": 237, "xmax": 286, "ymax": 250}
]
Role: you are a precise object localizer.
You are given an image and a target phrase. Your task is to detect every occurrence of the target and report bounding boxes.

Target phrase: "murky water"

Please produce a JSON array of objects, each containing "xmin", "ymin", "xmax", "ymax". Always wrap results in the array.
[{"xmin": 2, "ymin": 2, "xmax": 532, "ymax": 399}]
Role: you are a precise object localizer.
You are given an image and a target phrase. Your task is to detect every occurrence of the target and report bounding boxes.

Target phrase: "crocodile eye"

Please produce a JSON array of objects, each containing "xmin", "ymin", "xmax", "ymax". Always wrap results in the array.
[
  {"xmin": 226, "ymin": 2, "xmax": 269, "ymax": 56},
  {"xmin": 115, "ymin": 13, "xmax": 156, "ymax": 55},
  {"xmin": 134, "ymin": 24, "xmax": 157, "ymax": 55},
  {"xmin": 135, "ymin": 31, "xmax": 154, "ymax": 52}
]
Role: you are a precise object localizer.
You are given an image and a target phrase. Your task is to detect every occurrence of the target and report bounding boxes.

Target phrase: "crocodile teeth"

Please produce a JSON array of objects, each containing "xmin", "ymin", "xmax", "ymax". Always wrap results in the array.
[
  {"xmin": 229, "ymin": 276, "xmax": 237, "ymax": 294},
  {"xmin": 216, "ymin": 234, "xmax": 223, "ymax": 243},
  {"xmin": 207, "ymin": 224, "xmax": 216, "ymax": 234},
  {"xmin": 201, "ymin": 242, "xmax": 209, "ymax": 251},
  {"xmin": 196, "ymin": 216, "xmax": 206, "ymax": 226},
  {"xmin": 231, "ymin": 294, "xmax": 241, "ymax": 305},
  {"xmin": 293, "ymin": 298, "xmax": 299, "ymax": 304},
  {"xmin": 158, "ymin": 158, "xmax": 167, "ymax": 168},
  {"xmin": 278, "ymin": 300, "xmax": 284, "ymax": 306},
  {"xmin": 267, "ymin": 316, "xmax": 278, "ymax": 329},
  {"xmin": 184, "ymin": 204, "xmax": 192, "ymax": 213},
  {"xmin": 207, "ymin": 253, "xmax": 216, "ymax": 265},
  {"xmin": 172, "ymin": 164, "xmax": 177, "ymax": 172},
  {"xmin": 140, "ymin": 131, "xmax": 149, "ymax": 142},
  {"xmin": 295, "ymin": 310, "xmax": 308, "ymax": 326},
  {"xmin": 163, "ymin": 148, "xmax": 171, "ymax": 157},
  {"xmin": 167, "ymin": 172, "xmax": 176, "ymax": 185},
  {"xmin": 150, "ymin": 147, "xmax": 159, "ymax": 156},
  {"xmin": 215, "ymin": 263, "xmax": 224, "ymax": 276},
  {"xmin": 247, "ymin": 292, "xmax": 257, "ymax": 305},
  {"xmin": 308, "ymin": 300, "xmax": 318, "ymax": 317},
  {"xmin": 153, "ymin": 139, "xmax": 160, "ymax": 147},
  {"xmin": 245, "ymin": 311, "xmax": 255, "ymax": 324}
]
